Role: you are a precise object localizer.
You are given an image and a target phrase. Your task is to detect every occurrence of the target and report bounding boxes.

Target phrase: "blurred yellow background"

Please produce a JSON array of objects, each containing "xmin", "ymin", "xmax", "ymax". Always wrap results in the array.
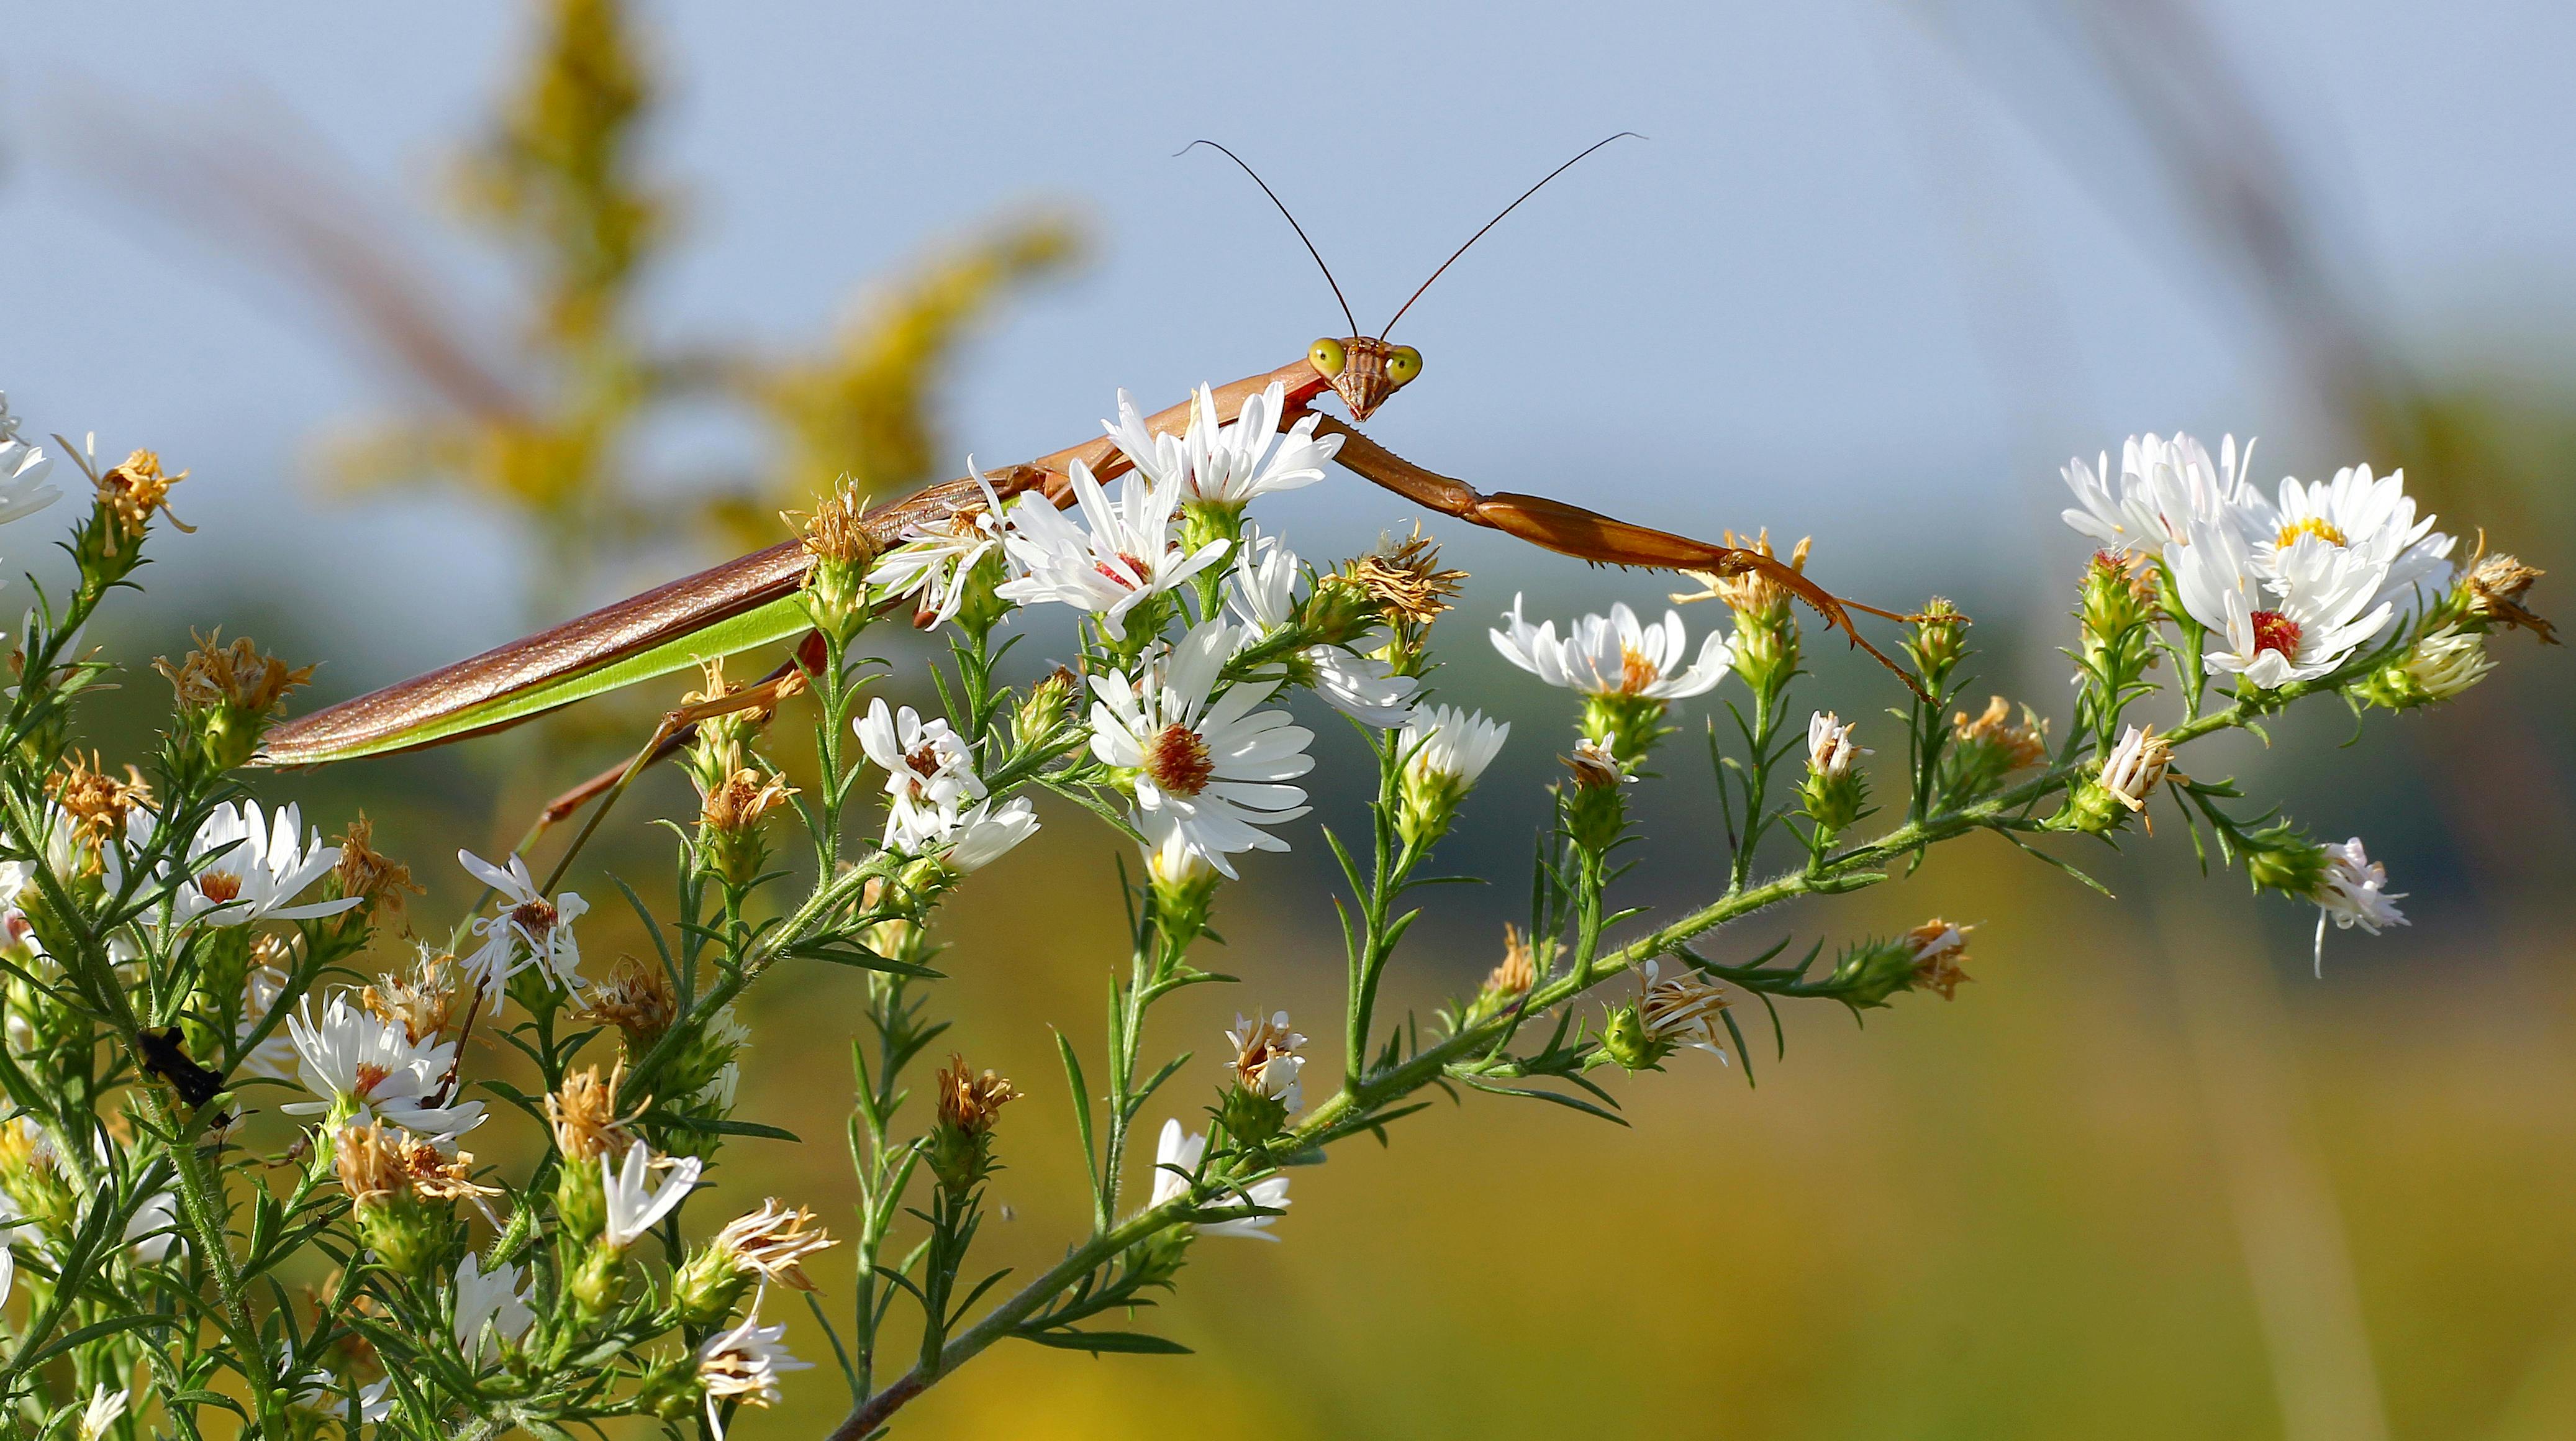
[{"xmin": 5, "ymin": 1, "xmax": 2575, "ymax": 1435}]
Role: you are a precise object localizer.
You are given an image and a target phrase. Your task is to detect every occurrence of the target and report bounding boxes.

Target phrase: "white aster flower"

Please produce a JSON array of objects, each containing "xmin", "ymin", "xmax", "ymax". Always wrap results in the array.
[
  {"xmin": 867, "ymin": 467, "xmax": 1009, "ymax": 627},
  {"xmin": 1304, "ymin": 640, "xmax": 1420, "ymax": 727},
  {"xmin": 1807, "ymin": 711, "xmax": 1867, "ymax": 778},
  {"xmin": 2313, "ymin": 836, "xmax": 2407, "ymax": 974},
  {"xmin": 126, "ymin": 1189, "xmax": 180, "ymax": 1263},
  {"xmin": 994, "ymin": 460, "xmax": 1227, "ymax": 638},
  {"xmin": 283, "ymin": 995, "xmax": 484, "ymax": 1140},
  {"xmin": 1400, "ymin": 704, "xmax": 1509, "ymax": 788},
  {"xmin": 457, "ymin": 850, "xmax": 591, "ymax": 1004},
  {"xmin": 75, "ymin": 1384, "xmax": 127, "ymax": 1441},
  {"xmin": 173, "ymin": 801, "xmax": 363, "ymax": 927},
  {"xmin": 235, "ymin": 960, "xmax": 301, "ymax": 1080},
  {"xmin": 942, "ymin": 796, "xmax": 1040, "ymax": 871},
  {"xmin": 2059, "ymin": 431, "xmax": 2255, "ymax": 559},
  {"xmin": 1106, "ymin": 380, "xmax": 1341, "ymax": 509},
  {"xmin": 602, "ymin": 1142, "xmax": 704, "ymax": 1250},
  {"xmin": 1225, "ymin": 526, "xmax": 1302, "ymax": 637},
  {"xmin": 453, "ymin": 1252, "xmax": 536, "ymax": 1359},
  {"xmin": 0, "ymin": 394, "xmax": 63, "ymax": 527},
  {"xmin": 1490, "ymin": 594, "xmax": 1731, "ymax": 699},
  {"xmin": 1089, "ymin": 620, "xmax": 1313, "ymax": 878},
  {"xmin": 1150, "ymin": 1119, "xmax": 1292, "ymax": 1242},
  {"xmin": 289, "ymin": 1375, "xmax": 394, "ymax": 1424},
  {"xmin": 2172, "ymin": 521, "xmax": 2395, "ymax": 688},
  {"xmin": 2239, "ymin": 462, "xmax": 2454, "ymax": 613},
  {"xmin": 697, "ymin": 1304, "xmax": 814, "ymax": 1437},
  {"xmin": 854, "ymin": 699, "xmax": 986, "ymax": 850}
]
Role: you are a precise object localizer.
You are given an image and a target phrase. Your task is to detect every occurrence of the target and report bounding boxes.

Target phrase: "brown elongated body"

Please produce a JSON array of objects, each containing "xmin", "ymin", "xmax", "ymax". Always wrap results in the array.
[{"xmin": 262, "ymin": 347, "xmax": 1915, "ymax": 767}]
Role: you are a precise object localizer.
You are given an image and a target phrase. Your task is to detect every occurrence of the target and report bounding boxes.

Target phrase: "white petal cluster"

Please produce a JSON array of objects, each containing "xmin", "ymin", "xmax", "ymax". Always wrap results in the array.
[
  {"xmin": 1807, "ymin": 711, "xmax": 1866, "ymax": 778},
  {"xmin": 1090, "ymin": 620, "xmax": 1313, "ymax": 878},
  {"xmin": 1399, "ymin": 704, "xmax": 1509, "ymax": 788},
  {"xmin": 1150, "ymin": 1119, "xmax": 1291, "ymax": 1242},
  {"xmin": 0, "ymin": 394, "xmax": 63, "ymax": 528},
  {"xmin": 602, "ymin": 1142, "xmax": 705, "ymax": 1248},
  {"xmin": 175, "ymin": 802, "xmax": 363, "ymax": 928},
  {"xmin": 1305, "ymin": 641, "xmax": 1421, "ymax": 727},
  {"xmin": 2059, "ymin": 432, "xmax": 2254, "ymax": 560},
  {"xmin": 458, "ymin": 851, "xmax": 591, "ymax": 1006},
  {"xmin": 1105, "ymin": 380, "xmax": 1340, "ymax": 509},
  {"xmin": 868, "ymin": 470, "xmax": 1007, "ymax": 627},
  {"xmin": 76, "ymin": 1385, "xmax": 128, "ymax": 1441},
  {"xmin": 283, "ymin": 996, "xmax": 485, "ymax": 1140},
  {"xmin": 1227, "ymin": 1009, "xmax": 1306, "ymax": 1109},
  {"xmin": 2171, "ymin": 522, "xmax": 2394, "ymax": 688},
  {"xmin": 855, "ymin": 700, "xmax": 987, "ymax": 850},
  {"xmin": 697, "ymin": 1305, "xmax": 814, "ymax": 1435},
  {"xmin": 1225, "ymin": 527, "xmax": 1302, "ymax": 636},
  {"xmin": 2239, "ymin": 462, "xmax": 2454, "ymax": 613},
  {"xmin": 2316, "ymin": 837, "xmax": 2406, "ymax": 937},
  {"xmin": 453, "ymin": 1252, "xmax": 536, "ymax": 1358},
  {"xmin": 995, "ymin": 461, "xmax": 1227, "ymax": 638},
  {"xmin": 1490, "ymin": 595, "xmax": 1731, "ymax": 699}
]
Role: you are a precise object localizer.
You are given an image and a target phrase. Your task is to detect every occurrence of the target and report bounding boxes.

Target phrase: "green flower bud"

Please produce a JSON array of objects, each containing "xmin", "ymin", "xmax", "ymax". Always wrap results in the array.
[
  {"xmin": 553, "ymin": 1152, "xmax": 608, "ymax": 1245},
  {"xmin": 1578, "ymin": 693, "xmax": 1668, "ymax": 771},
  {"xmin": 1558, "ymin": 739, "xmax": 1633, "ymax": 855},
  {"xmin": 790, "ymin": 480, "xmax": 878, "ymax": 645},
  {"xmin": 924, "ymin": 1057, "xmax": 1018, "ymax": 1199},
  {"xmin": 2354, "ymin": 625, "xmax": 2492, "ymax": 711},
  {"xmin": 2244, "ymin": 822, "xmax": 2328, "ymax": 899},
  {"xmin": 1903, "ymin": 598, "xmax": 1971, "ymax": 693},
  {"xmin": 1597, "ymin": 1003, "xmax": 1666, "ymax": 1071},
  {"xmin": 1216, "ymin": 1084, "xmax": 1290, "ymax": 1145}
]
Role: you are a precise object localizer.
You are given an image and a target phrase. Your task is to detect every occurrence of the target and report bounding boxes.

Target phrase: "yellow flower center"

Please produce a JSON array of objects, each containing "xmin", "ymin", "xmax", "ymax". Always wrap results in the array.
[
  {"xmin": 1618, "ymin": 643, "xmax": 1660, "ymax": 695},
  {"xmin": 2277, "ymin": 517, "xmax": 2348, "ymax": 548}
]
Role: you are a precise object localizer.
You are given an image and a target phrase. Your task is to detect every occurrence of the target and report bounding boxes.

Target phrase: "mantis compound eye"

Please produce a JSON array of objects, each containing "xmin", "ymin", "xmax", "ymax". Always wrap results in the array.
[
  {"xmin": 1309, "ymin": 337, "xmax": 1348, "ymax": 378},
  {"xmin": 1386, "ymin": 346, "xmax": 1423, "ymax": 385}
]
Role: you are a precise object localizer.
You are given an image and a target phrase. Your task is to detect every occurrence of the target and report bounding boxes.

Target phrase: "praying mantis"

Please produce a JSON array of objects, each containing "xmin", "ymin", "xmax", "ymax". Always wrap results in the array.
[{"xmin": 258, "ymin": 139, "xmax": 1923, "ymax": 777}]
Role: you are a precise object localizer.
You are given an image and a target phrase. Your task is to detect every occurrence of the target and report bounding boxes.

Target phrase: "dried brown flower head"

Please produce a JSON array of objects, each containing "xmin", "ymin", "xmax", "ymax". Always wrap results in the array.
[
  {"xmin": 96, "ymin": 448, "xmax": 194, "ymax": 552},
  {"xmin": 1951, "ymin": 696, "xmax": 2049, "ymax": 771},
  {"xmin": 546, "ymin": 1061, "xmax": 642, "ymax": 1162},
  {"xmin": 577, "ymin": 955, "xmax": 679, "ymax": 1044},
  {"xmin": 1338, "ymin": 524, "xmax": 1465, "ymax": 627},
  {"xmin": 708, "ymin": 1199, "xmax": 838, "ymax": 1291},
  {"xmin": 1905, "ymin": 920, "xmax": 1975, "ymax": 1000},
  {"xmin": 360, "ymin": 949, "xmax": 461, "ymax": 1045},
  {"xmin": 784, "ymin": 476, "xmax": 880, "ymax": 569},
  {"xmin": 333, "ymin": 814, "xmax": 422, "ymax": 916},
  {"xmin": 699, "ymin": 766, "xmax": 797, "ymax": 834},
  {"xmin": 154, "ymin": 630, "xmax": 314, "ymax": 718},
  {"xmin": 1487, "ymin": 924, "xmax": 1538, "ymax": 998},
  {"xmin": 1638, "ymin": 962, "xmax": 1731, "ymax": 1043},
  {"xmin": 933, "ymin": 1056, "xmax": 1018, "ymax": 1138},
  {"xmin": 1561, "ymin": 736, "xmax": 1633, "ymax": 790},
  {"xmin": 48, "ymin": 753, "xmax": 152, "ymax": 858},
  {"xmin": 1675, "ymin": 529, "xmax": 1811, "ymax": 619},
  {"xmin": 2462, "ymin": 539, "xmax": 2556, "ymax": 644},
  {"xmin": 335, "ymin": 1118, "xmax": 496, "ymax": 1204}
]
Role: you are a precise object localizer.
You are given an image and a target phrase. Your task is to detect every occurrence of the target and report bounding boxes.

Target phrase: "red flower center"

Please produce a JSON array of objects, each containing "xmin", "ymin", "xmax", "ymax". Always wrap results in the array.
[
  {"xmin": 197, "ymin": 871, "xmax": 243, "ymax": 904},
  {"xmin": 1095, "ymin": 553, "xmax": 1156, "ymax": 590},
  {"xmin": 905, "ymin": 744, "xmax": 945, "ymax": 780},
  {"xmin": 2250, "ymin": 609, "xmax": 2303, "ymax": 661},
  {"xmin": 353, "ymin": 1061, "xmax": 391, "ymax": 1099},
  {"xmin": 1144, "ymin": 722, "xmax": 1215, "ymax": 797}
]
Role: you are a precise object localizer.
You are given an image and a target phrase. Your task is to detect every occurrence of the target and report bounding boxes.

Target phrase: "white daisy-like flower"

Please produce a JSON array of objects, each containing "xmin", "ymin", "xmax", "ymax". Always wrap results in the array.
[
  {"xmin": 2172, "ymin": 520, "xmax": 2395, "ymax": 688},
  {"xmin": 0, "ymin": 394, "xmax": 63, "ymax": 528},
  {"xmin": 1089, "ymin": 620, "xmax": 1313, "ymax": 878},
  {"xmin": 75, "ymin": 1384, "xmax": 127, "ymax": 1441},
  {"xmin": 942, "ymin": 796, "xmax": 1040, "ymax": 871},
  {"xmin": 235, "ymin": 961, "xmax": 301, "ymax": 1080},
  {"xmin": 994, "ymin": 460, "xmax": 1227, "ymax": 638},
  {"xmin": 173, "ymin": 802, "xmax": 363, "ymax": 928},
  {"xmin": 854, "ymin": 699, "xmax": 986, "ymax": 850},
  {"xmin": 1489, "ymin": 595, "xmax": 1731, "ymax": 700},
  {"xmin": 602, "ymin": 1142, "xmax": 704, "ymax": 1249},
  {"xmin": 283, "ymin": 995, "xmax": 484, "ymax": 1139},
  {"xmin": 1105, "ymin": 380, "xmax": 1341, "ymax": 509},
  {"xmin": 697, "ymin": 1305, "xmax": 814, "ymax": 1437},
  {"xmin": 126, "ymin": 1188, "xmax": 180, "ymax": 1263},
  {"xmin": 1304, "ymin": 641, "xmax": 1420, "ymax": 727},
  {"xmin": 2059, "ymin": 431, "xmax": 2256, "ymax": 559},
  {"xmin": 1225, "ymin": 526, "xmax": 1302, "ymax": 637},
  {"xmin": 2237, "ymin": 462, "xmax": 2455, "ymax": 614},
  {"xmin": 1400, "ymin": 704, "xmax": 1509, "ymax": 788},
  {"xmin": 1806, "ymin": 712, "xmax": 1866, "ymax": 778},
  {"xmin": 1149, "ymin": 1119, "xmax": 1292, "ymax": 1242},
  {"xmin": 457, "ymin": 850, "xmax": 591, "ymax": 1004},
  {"xmin": 2312, "ymin": 835, "xmax": 2408, "ymax": 975},
  {"xmin": 453, "ymin": 1252, "xmax": 536, "ymax": 1359},
  {"xmin": 866, "ymin": 468, "xmax": 1009, "ymax": 627}
]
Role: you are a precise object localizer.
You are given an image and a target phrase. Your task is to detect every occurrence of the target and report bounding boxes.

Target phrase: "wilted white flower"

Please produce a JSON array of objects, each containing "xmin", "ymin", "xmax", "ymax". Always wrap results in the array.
[
  {"xmin": 1150, "ymin": 1119, "xmax": 1292, "ymax": 1241},
  {"xmin": 1105, "ymin": 380, "xmax": 1341, "ymax": 509},
  {"xmin": 2096, "ymin": 724, "xmax": 2174, "ymax": 814},
  {"xmin": 942, "ymin": 796, "xmax": 1041, "ymax": 871},
  {"xmin": 2059, "ymin": 432, "xmax": 2254, "ymax": 560},
  {"xmin": 697, "ymin": 1306, "xmax": 813, "ymax": 1436},
  {"xmin": 1400, "ymin": 704, "xmax": 1509, "ymax": 788},
  {"xmin": 1564, "ymin": 735, "xmax": 1635, "ymax": 788},
  {"xmin": 2172, "ymin": 521, "xmax": 2395, "ymax": 688},
  {"xmin": 283, "ymin": 995, "xmax": 484, "ymax": 1140},
  {"xmin": 2317, "ymin": 835, "xmax": 2407, "ymax": 936},
  {"xmin": 1636, "ymin": 958, "xmax": 1731, "ymax": 1058},
  {"xmin": 457, "ymin": 851, "xmax": 591, "ymax": 1004},
  {"xmin": 1226, "ymin": 1009, "xmax": 1306, "ymax": 1110},
  {"xmin": 2239, "ymin": 462, "xmax": 2454, "ymax": 613},
  {"xmin": 1806, "ymin": 711, "xmax": 1867, "ymax": 778},
  {"xmin": 995, "ymin": 460, "xmax": 1227, "ymax": 637},
  {"xmin": 173, "ymin": 801, "xmax": 363, "ymax": 928},
  {"xmin": 1490, "ymin": 595, "xmax": 1731, "ymax": 700},
  {"xmin": 453, "ymin": 1252, "xmax": 535, "ymax": 1358},
  {"xmin": 602, "ymin": 1142, "xmax": 704, "ymax": 1249},
  {"xmin": 867, "ymin": 468, "xmax": 1009, "ymax": 627},
  {"xmin": 1304, "ymin": 641, "xmax": 1420, "ymax": 727},
  {"xmin": 289, "ymin": 1375, "xmax": 394, "ymax": 1424},
  {"xmin": 1089, "ymin": 620, "xmax": 1313, "ymax": 878},
  {"xmin": 855, "ymin": 700, "xmax": 986, "ymax": 850}
]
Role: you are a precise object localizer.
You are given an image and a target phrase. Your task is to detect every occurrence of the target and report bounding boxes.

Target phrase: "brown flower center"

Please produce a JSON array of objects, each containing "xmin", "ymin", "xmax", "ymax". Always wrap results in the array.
[
  {"xmin": 2250, "ymin": 609, "xmax": 2303, "ymax": 661},
  {"xmin": 196, "ymin": 870, "xmax": 243, "ymax": 904},
  {"xmin": 1144, "ymin": 722, "xmax": 1215, "ymax": 797},
  {"xmin": 905, "ymin": 744, "xmax": 945, "ymax": 779},
  {"xmin": 352, "ymin": 1061, "xmax": 391, "ymax": 1099},
  {"xmin": 511, "ymin": 898, "xmax": 558, "ymax": 937}
]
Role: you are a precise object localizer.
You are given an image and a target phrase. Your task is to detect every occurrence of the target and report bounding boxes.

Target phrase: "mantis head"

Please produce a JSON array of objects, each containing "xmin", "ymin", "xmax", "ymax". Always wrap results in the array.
[{"xmin": 1307, "ymin": 336, "xmax": 1422, "ymax": 422}]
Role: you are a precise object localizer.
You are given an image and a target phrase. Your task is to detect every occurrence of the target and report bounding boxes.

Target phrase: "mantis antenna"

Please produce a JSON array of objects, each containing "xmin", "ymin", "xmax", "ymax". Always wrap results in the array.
[
  {"xmin": 1381, "ymin": 131, "xmax": 1644, "ymax": 339},
  {"xmin": 1177, "ymin": 139, "xmax": 1361, "ymax": 339}
]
